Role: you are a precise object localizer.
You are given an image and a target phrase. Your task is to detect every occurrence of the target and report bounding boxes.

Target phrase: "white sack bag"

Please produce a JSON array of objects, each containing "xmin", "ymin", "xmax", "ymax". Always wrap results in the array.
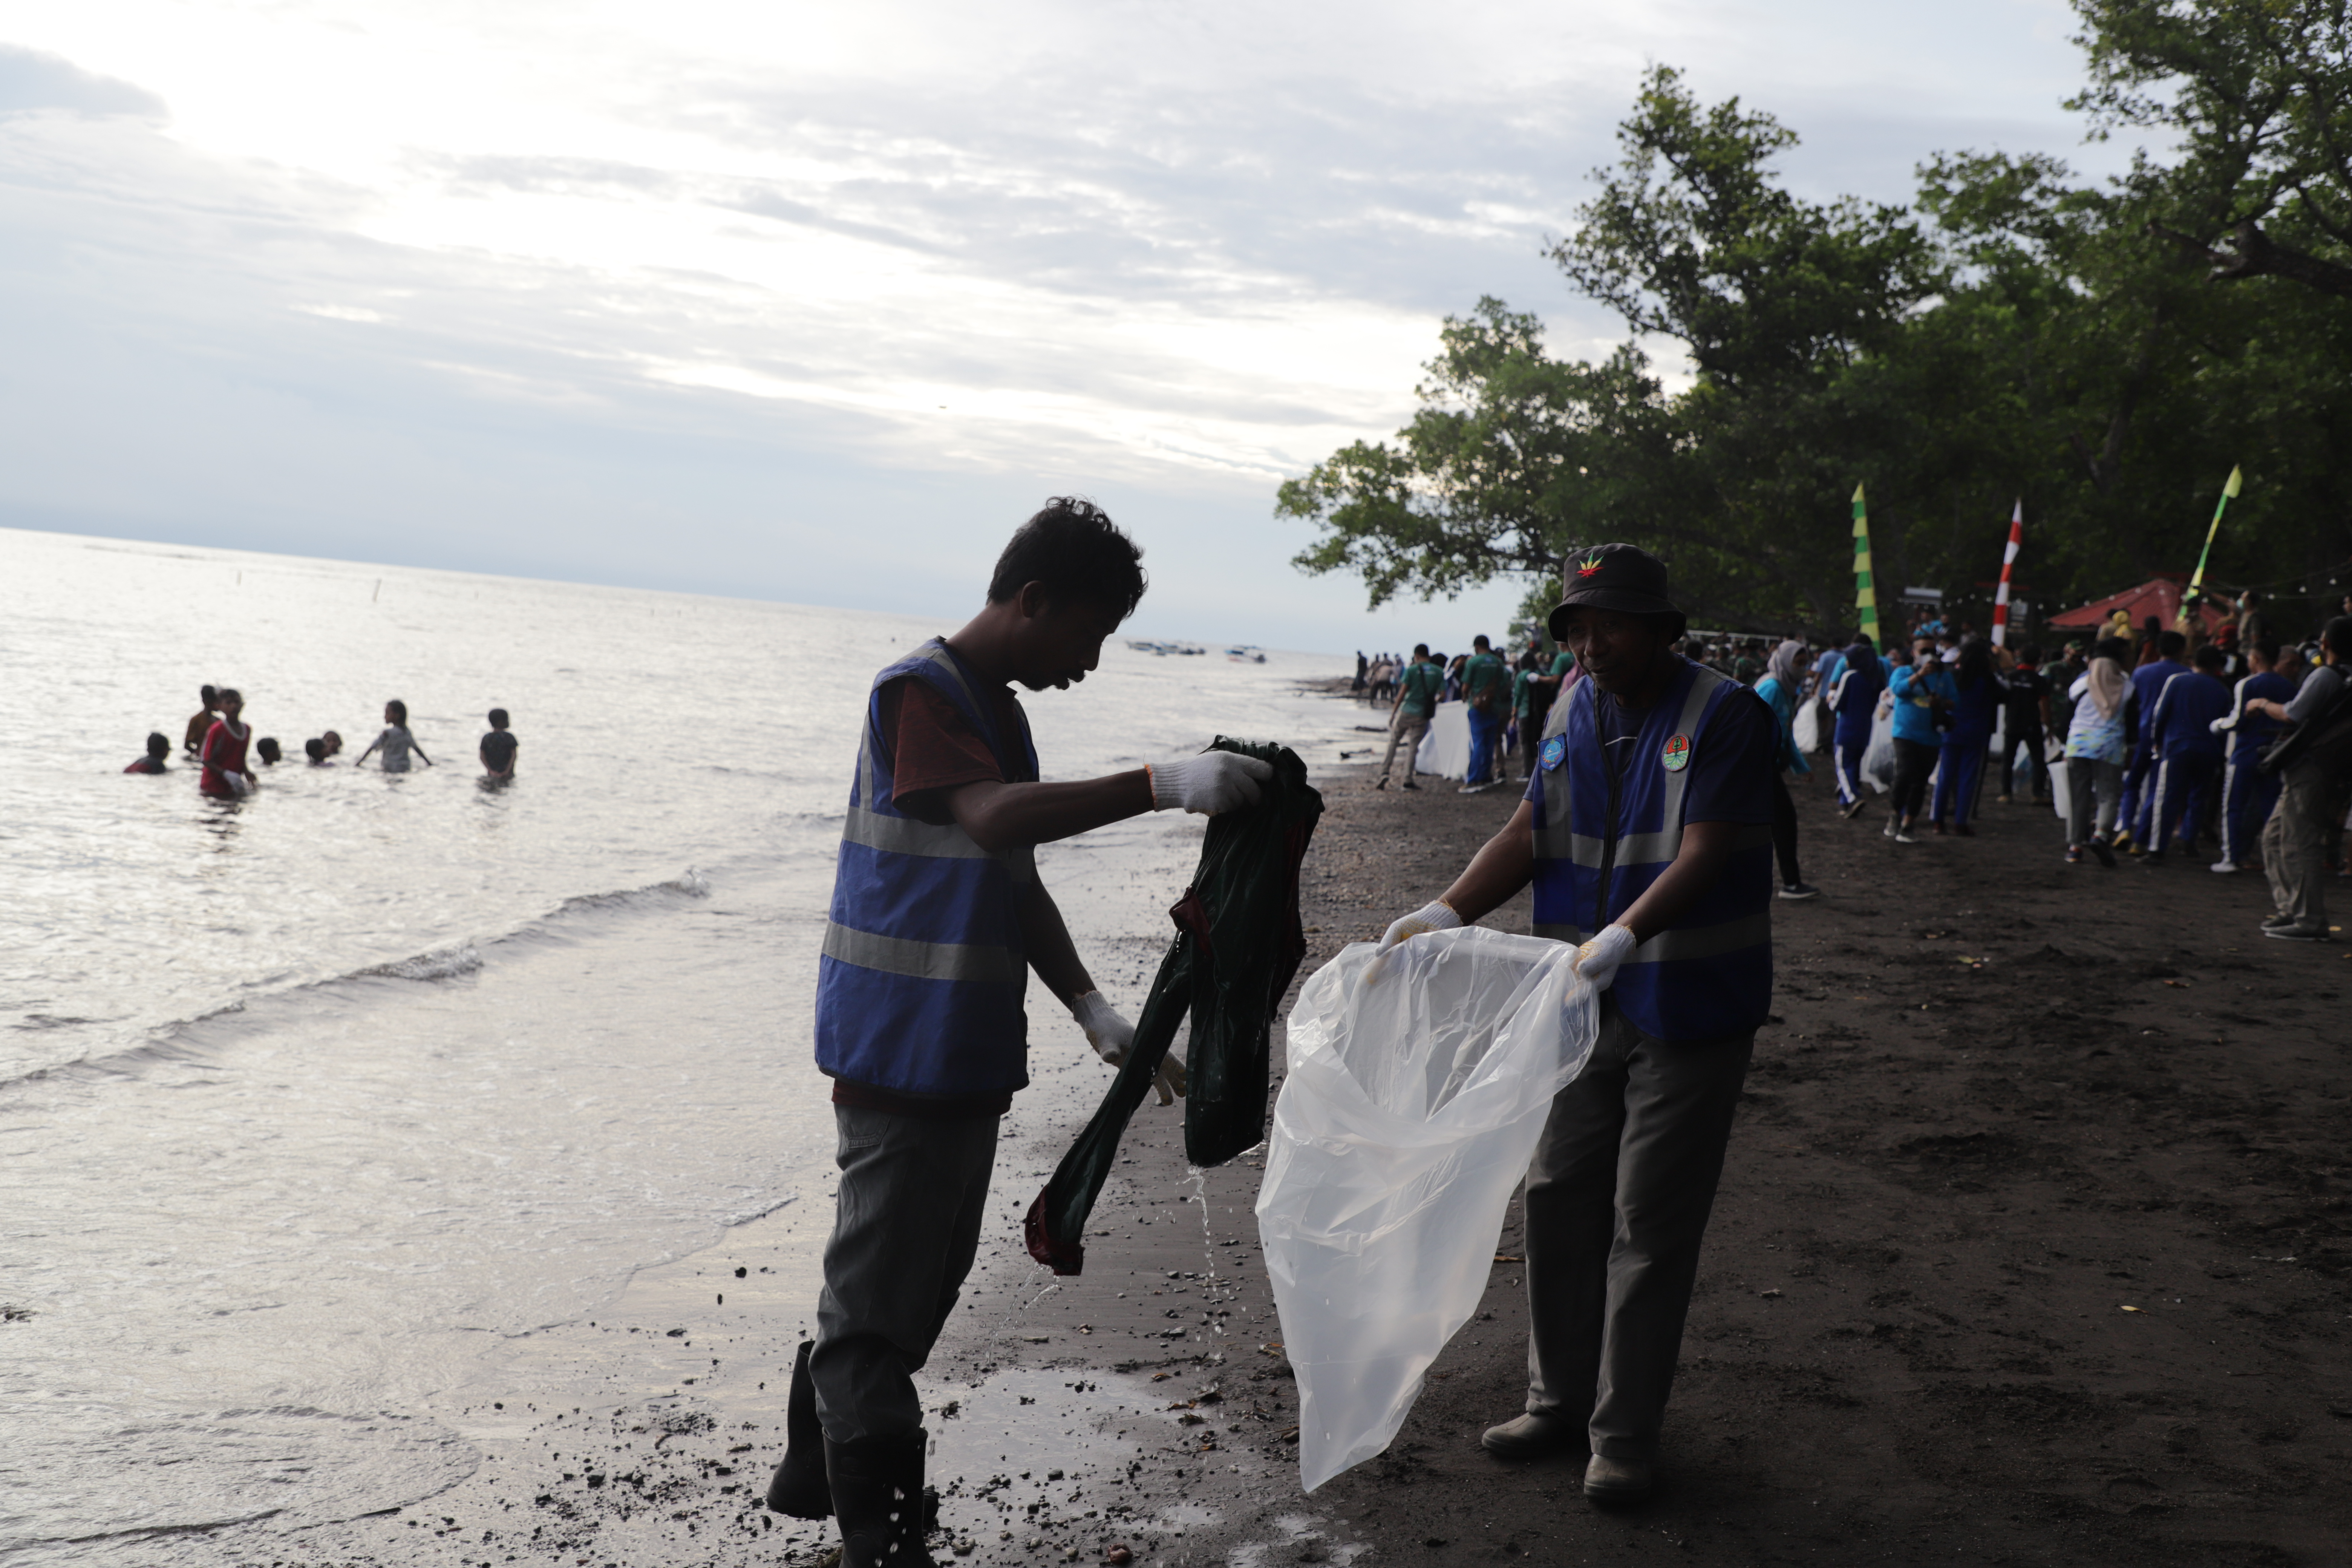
[
  {"xmin": 1257, "ymin": 928, "xmax": 1599, "ymax": 1492},
  {"xmin": 1792, "ymin": 696, "xmax": 1822, "ymax": 756},
  {"xmin": 1860, "ymin": 705, "xmax": 1897, "ymax": 793}
]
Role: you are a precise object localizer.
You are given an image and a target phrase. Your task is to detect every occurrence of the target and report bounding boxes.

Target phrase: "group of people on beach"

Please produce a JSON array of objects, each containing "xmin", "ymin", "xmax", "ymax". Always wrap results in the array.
[
  {"xmin": 1358, "ymin": 593, "xmax": 2352, "ymax": 945},
  {"xmin": 1358, "ymin": 635, "xmax": 1578, "ymax": 799},
  {"xmin": 126, "ymin": 685, "xmax": 521, "ymax": 798}
]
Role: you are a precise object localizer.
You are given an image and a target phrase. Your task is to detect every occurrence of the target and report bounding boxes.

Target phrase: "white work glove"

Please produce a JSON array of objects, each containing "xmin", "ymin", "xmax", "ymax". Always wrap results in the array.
[
  {"xmin": 1573, "ymin": 923, "xmax": 1636, "ymax": 992},
  {"xmin": 1071, "ymin": 991, "xmax": 1187, "ymax": 1105},
  {"xmin": 1147, "ymin": 751, "xmax": 1274, "ymax": 815},
  {"xmin": 1377, "ymin": 899, "xmax": 1461, "ymax": 953}
]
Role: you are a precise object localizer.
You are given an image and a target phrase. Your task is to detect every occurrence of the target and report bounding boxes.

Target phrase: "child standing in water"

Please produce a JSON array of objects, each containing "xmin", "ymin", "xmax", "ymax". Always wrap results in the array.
[
  {"xmin": 198, "ymin": 689, "xmax": 256, "ymax": 798},
  {"xmin": 357, "ymin": 700, "xmax": 432, "ymax": 773},
  {"xmin": 478, "ymin": 709, "xmax": 518, "ymax": 779}
]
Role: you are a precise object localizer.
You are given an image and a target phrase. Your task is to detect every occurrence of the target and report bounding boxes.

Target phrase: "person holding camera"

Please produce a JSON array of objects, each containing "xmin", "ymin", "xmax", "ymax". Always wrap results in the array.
[{"xmin": 1885, "ymin": 635, "xmax": 1956, "ymax": 844}]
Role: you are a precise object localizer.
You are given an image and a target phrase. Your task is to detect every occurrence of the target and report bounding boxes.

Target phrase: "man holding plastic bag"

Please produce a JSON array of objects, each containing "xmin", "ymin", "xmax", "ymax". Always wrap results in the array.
[{"xmin": 1377, "ymin": 542, "xmax": 1776, "ymax": 1505}]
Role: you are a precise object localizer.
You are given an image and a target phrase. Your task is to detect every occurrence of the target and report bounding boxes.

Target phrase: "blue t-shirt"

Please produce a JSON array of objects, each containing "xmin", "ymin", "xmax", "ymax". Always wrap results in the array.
[
  {"xmin": 1888, "ymin": 663, "xmax": 1956, "ymax": 746},
  {"xmin": 1523, "ymin": 678, "xmax": 1776, "ymax": 825}
]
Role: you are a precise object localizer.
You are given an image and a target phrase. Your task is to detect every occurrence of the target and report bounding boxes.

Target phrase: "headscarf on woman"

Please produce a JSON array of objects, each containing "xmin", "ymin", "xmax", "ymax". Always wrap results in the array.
[
  {"xmin": 1755, "ymin": 640, "xmax": 1813, "ymax": 775},
  {"xmin": 1843, "ymin": 636, "xmax": 1880, "ymax": 681},
  {"xmin": 2085, "ymin": 643, "xmax": 2129, "ymax": 720}
]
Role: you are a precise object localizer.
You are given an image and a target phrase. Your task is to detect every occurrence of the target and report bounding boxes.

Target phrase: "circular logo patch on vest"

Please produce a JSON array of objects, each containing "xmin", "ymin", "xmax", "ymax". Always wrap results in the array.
[
  {"xmin": 1661, "ymin": 733, "xmax": 1693, "ymax": 772},
  {"xmin": 1539, "ymin": 735, "xmax": 1566, "ymax": 772}
]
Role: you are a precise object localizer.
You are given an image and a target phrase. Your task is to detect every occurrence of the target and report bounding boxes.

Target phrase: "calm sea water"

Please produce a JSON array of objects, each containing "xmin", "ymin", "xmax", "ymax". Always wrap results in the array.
[{"xmin": 0, "ymin": 527, "xmax": 1361, "ymax": 1561}]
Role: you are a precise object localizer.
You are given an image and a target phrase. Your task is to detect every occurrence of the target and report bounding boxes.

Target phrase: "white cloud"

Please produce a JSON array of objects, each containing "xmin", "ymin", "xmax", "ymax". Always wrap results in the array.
[{"xmin": 0, "ymin": 0, "xmax": 2128, "ymax": 649}]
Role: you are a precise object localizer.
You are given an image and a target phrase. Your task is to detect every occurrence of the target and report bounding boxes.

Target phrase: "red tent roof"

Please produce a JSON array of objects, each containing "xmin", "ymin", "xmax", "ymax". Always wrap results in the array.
[{"xmin": 2047, "ymin": 577, "xmax": 2226, "ymax": 632}]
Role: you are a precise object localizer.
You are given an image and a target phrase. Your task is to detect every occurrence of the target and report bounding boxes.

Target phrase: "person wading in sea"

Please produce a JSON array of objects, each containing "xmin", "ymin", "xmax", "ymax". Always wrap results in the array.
[
  {"xmin": 766, "ymin": 498, "xmax": 1270, "ymax": 1567},
  {"xmin": 1370, "ymin": 542, "xmax": 1777, "ymax": 1506}
]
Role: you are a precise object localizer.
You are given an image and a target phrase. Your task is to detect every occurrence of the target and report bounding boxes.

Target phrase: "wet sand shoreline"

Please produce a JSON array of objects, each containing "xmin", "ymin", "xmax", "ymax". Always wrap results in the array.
[{"xmin": 232, "ymin": 704, "xmax": 2349, "ymax": 1568}]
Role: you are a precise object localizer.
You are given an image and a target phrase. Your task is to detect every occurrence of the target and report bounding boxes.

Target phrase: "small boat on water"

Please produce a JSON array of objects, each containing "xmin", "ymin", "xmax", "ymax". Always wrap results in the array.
[{"xmin": 1225, "ymin": 646, "xmax": 1266, "ymax": 664}]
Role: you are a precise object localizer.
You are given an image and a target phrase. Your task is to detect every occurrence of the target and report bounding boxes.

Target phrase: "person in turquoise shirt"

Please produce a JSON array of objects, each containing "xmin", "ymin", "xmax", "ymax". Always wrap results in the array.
[
  {"xmin": 1753, "ymin": 640, "xmax": 1820, "ymax": 899},
  {"xmin": 1885, "ymin": 637, "xmax": 1957, "ymax": 843}
]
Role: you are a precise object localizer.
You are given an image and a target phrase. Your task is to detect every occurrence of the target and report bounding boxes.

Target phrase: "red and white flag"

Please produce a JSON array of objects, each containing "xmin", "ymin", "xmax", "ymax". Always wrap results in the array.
[{"xmin": 1991, "ymin": 500, "xmax": 2023, "ymax": 647}]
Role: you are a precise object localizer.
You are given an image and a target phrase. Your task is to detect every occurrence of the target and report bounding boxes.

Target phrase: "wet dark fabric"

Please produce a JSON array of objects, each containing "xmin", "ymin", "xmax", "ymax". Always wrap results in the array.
[{"xmin": 1024, "ymin": 737, "xmax": 1323, "ymax": 1275}]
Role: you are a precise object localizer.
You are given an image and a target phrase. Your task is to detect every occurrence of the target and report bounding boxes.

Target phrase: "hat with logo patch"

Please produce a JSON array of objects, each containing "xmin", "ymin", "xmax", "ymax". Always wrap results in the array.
[{"xmin": 1548, "ymin": 542, "xmax": 1687, "ymax": 642}]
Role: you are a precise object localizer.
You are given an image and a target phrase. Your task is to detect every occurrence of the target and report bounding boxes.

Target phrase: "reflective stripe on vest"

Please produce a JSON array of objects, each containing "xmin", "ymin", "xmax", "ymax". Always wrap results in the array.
[
  {"xmin": 1529, "ymin": 657, "xmax": 1774, "ymax": 1039},
  {"xmin": 815, "ymin": 637, "xmax": 1039, "ymax": 1097}
]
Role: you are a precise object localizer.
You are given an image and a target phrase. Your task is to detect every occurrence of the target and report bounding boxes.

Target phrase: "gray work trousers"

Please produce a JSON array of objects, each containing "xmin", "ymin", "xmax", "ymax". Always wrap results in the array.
[
  {"xmin": 810, "ymin": 1104, "xmax": 999, "ymax": 1443},
  {"xmin": 2261, "ymin": 761, "xmax": 2332, "ymax": 931},
  {"xmin": 1379, "ymin": 710, "xmax": 1430, "ymax": 784},
  {"xmin": 1522, "ymin": 995, "xmax": 1753, "ymax": 1462},
  {"xmin": 2065, "ymin": 756, "xmax": 2123, "ymax": 848}
]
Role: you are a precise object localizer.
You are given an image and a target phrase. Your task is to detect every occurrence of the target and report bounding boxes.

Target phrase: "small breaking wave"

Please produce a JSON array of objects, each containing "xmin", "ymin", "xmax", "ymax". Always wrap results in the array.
[
  {"xmin": 1, "ymin": 867, "xmax": 716, "ymax": 1092},
  {"xmin": 359, "ymin": 942, "xmax": 483, "ymax": 982}
]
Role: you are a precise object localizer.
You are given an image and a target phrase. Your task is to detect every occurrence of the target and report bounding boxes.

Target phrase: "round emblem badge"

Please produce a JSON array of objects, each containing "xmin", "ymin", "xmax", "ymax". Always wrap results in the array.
[
  {"xmin": 1539, "ymin": 735, "xmax": 1567, "ymax": 772},
  {"xmin": 1661, "ymin": 733, "xmax": 1693, "ymax": 773}
]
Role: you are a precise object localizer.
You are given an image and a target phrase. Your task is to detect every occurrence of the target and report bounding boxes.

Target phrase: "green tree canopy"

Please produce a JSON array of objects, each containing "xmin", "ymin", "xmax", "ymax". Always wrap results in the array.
[{"xmin": 1283, "ymin": 8, "xmax": 2352, "ymax": 640}]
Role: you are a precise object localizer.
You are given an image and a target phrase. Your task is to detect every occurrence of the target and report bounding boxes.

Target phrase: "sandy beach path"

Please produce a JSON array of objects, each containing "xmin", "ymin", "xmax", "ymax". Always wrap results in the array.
[{"xmin": 224, "ymin": 730, "xmax": 2350, "ymax": 1568}]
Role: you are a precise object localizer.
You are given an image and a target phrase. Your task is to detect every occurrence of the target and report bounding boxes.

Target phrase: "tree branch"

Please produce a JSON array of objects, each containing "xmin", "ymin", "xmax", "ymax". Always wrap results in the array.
[{"xmin": 2147, "ymin": 217, "xmax": 2352, "ymax": 296}]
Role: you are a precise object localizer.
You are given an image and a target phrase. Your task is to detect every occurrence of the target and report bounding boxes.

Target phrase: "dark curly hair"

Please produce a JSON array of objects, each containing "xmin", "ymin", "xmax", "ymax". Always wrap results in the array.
[{"xmin": 986, "ymin": 497, "xmax": 1147, "ymax": 620}]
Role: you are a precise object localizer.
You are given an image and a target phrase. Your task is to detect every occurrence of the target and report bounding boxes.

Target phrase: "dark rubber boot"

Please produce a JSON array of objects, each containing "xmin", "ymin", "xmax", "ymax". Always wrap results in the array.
[
  {"xmin": 764, "ymin": 1340, "xmax": 832, "ymax": 1519},
  {"xmin": 827, "ymin": 1430, "xmax": 937, "ymax": 1568}
]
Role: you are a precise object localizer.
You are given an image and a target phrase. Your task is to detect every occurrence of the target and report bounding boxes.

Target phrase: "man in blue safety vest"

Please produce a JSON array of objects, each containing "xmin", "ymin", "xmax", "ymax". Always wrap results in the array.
[
  {"xmin": 767, "ymin": 498, "xmax": 1272, "ymax": 1566},
  {"xmin": 1372, "ymin": 542, "xmax": 1776, "ymax": 1506}
]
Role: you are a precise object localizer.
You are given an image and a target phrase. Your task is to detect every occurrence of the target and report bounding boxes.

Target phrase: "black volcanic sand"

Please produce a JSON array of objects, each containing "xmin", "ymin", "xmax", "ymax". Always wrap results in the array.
[{"xmin": 246, "ymin": 729, "xmax": 2351, "ymax": 1568}]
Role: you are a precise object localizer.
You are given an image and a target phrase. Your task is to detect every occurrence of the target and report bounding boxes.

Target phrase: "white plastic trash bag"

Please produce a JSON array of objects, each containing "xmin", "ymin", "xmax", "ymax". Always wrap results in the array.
[
  {"xmin": 1859, "ymin": 706, "xmax": 1897, "ymax": 794},
  {"xmin": 1256, "ymin": 928, "xmax": 1599, "ymax": 1492},
  {"xmin": 1792, "ymin": 697, "xmax": 1822, "ymax": 756}
]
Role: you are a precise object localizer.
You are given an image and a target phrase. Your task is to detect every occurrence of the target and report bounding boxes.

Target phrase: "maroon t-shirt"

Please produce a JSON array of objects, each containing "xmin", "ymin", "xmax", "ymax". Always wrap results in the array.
[{"xmin": 829, "ymin": 674, "xmax": 1030, "ymax": 1121}]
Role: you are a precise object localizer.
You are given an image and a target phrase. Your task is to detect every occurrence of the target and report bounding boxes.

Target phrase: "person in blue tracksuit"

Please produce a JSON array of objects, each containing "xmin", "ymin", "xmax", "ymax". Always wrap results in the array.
[
  {"xmin": 2141, "ymin": 645, "xmax": 2234, "ymax": 864},
  {"xmin": 1827, "ymin": 635, "xmax": 1883, "ymax": 818},
  {"xmin": 1371, "ymin": 542, "xmax": 1776, "ymax": 1507},
  {"xmin": 2211, "ymin": 639, "xmax": 2294, "ymax": 871},
  {"xmin": 782, "ymin": 499, "xmax": 1271, "ymax": 1567},
  {"xmin": 2116, "ymin": 629, "xmax": 2189, "ymax": 851},
  {"xmin": 1931, "ymin": 637, "xmax": 1998, "ymax": 835}
]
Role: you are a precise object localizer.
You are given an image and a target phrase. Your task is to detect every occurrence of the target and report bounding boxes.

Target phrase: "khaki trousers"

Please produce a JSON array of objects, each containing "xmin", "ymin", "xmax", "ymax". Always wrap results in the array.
[
  {"xmin": 1379, "ymin": 709, "xmax": 1430, "ymax": 784},
  {"xmin": 2261, "ymin": 761, "xmax": 2332, "ymax": 930}
]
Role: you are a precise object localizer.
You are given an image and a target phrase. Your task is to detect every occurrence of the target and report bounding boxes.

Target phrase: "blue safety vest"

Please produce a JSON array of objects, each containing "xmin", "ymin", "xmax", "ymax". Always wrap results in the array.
[
  {"xmin": 815, "ymin": 638, "xmax": 1040, "ymax": 1096},
  {"xmin": 1530, "ymin": 658, "xmax": 1774, "ymax": 1041}
]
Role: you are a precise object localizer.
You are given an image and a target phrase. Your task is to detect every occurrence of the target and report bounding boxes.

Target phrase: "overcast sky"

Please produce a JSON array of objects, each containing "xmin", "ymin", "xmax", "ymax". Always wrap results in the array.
[{"xmin": 1, "ymin": 0, "xmax": 2133, "ymax": 651}]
